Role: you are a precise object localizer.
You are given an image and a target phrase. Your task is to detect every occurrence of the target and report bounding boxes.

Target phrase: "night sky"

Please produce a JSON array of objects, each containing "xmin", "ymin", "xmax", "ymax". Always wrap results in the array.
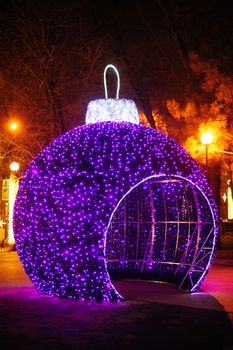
[
  {"xmin": 0, "ymin": 0, "xmax": 233, "ymax": 164},
  {"xmin": 1, "ymin": 0, "xmax": 233, "ymax": 81}
]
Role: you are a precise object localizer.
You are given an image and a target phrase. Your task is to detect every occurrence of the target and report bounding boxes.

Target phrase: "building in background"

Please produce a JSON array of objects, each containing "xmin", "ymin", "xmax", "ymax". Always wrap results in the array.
[{"xmin": 0, "ymin": 162, "xmax": 20, "ymax": 246}]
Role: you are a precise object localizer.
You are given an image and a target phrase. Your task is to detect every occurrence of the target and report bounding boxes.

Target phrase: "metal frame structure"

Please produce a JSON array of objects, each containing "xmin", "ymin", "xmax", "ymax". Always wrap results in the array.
[{"xmin": 107, "ymin": 175, "xmax": 215, "ymax": 292}]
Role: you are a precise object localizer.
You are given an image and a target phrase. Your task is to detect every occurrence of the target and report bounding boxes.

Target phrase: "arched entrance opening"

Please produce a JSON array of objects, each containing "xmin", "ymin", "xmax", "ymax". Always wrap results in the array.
[{"xmin": 106, "ymin": 175, "xmax": 216, "ymax": 292}]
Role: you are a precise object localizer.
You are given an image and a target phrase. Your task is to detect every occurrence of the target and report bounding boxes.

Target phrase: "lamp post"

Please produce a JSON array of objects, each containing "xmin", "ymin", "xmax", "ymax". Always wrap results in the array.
[
  {"xmin": 201, "ymin": 131, "xmax": 213, "ymax": 179},
  {"xmin": 0, "ymin": 119, "xmax": 22, "ymax": 246}
]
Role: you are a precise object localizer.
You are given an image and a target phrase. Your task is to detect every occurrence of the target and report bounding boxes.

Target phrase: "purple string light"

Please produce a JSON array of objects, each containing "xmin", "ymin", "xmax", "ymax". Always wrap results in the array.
[{"xmin": 13, "ymin": 122, "xmax": 218, "ymax": 301}]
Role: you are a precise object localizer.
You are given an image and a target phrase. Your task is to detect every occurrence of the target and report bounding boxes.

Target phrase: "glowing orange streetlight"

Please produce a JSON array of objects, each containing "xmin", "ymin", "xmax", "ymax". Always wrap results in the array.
[
  {"xmin": 201, "ymin": 131, "xmax": 213, "ymax": 179},
  {"xmin": 10, "ymin": 122, "xmax": 18, "ymax": 130},
  {"xmin": 201, "ymin": 131, "xmax": 213, "ymax": 146},
  {"xmin": 8, "ymin": 119, "xmax": 21, "ymax": 133}
]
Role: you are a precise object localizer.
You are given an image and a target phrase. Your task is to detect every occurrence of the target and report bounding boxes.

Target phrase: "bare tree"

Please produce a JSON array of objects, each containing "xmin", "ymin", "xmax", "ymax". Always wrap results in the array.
[{"xmin": 0, "ymin": 0, "xmax": 106, "ymax": 173}]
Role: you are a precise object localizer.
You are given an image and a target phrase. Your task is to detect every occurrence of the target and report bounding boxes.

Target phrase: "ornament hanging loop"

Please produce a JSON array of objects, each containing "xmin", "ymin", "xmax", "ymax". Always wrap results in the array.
[{"xmin": 104, "ymin": 64, "xmax": 120, "ymax": 99}]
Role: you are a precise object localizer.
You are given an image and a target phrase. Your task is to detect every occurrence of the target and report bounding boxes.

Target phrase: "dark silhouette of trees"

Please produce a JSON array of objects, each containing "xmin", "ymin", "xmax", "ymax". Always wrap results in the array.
[{"xmin": 0, "ymin": 0, "xmax": 106, "ymax": 171}]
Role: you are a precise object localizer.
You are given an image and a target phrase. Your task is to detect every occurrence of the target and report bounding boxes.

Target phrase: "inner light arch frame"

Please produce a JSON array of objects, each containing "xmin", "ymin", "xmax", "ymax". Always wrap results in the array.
[{"xmin": 104, "ymin": 173, "xmax": 217, "ymax": 293}]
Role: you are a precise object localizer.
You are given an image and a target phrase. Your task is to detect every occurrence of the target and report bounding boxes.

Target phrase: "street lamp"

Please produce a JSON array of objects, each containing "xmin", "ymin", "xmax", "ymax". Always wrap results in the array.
[
  {"xmin": 9, "ymin": 122, "xmax": 18, "ymax": 131},
  {"xmin": 201, "ymin": 131, "xmax": 213, "ymax": 178},
  {"xmin": 8, "ymin": 119, "xmax": 21, "ymax": 134},
  {"xmin": 0, "ymin": 118, "xmax": 21, "ymax": 247},
  {"xmin": 10, "ymin": 161, "xmax": 20, "ymax": 172}
]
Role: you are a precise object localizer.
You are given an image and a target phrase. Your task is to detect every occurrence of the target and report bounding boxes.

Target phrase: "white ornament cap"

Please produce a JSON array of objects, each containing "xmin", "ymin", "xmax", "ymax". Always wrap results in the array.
[
  {"xmin": 86, "ymin": 98, "xmax": 139, "ymax": 124},
  {"xmin": 85, "ymin": 64, "xmax": 139, "ymax": 125}
]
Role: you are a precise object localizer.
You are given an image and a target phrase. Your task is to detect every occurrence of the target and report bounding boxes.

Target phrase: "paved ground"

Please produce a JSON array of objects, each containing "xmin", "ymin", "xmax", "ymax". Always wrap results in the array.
[{"xmin": 0, "ymin": 251, "xmax": 233, "ymax": 350}]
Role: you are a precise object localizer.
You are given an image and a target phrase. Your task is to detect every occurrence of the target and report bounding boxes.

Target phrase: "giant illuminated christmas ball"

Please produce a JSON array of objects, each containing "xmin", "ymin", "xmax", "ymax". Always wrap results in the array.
[{"xmin": 13, "ymin": 65, "xmax": 218, "ymax": 301}]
